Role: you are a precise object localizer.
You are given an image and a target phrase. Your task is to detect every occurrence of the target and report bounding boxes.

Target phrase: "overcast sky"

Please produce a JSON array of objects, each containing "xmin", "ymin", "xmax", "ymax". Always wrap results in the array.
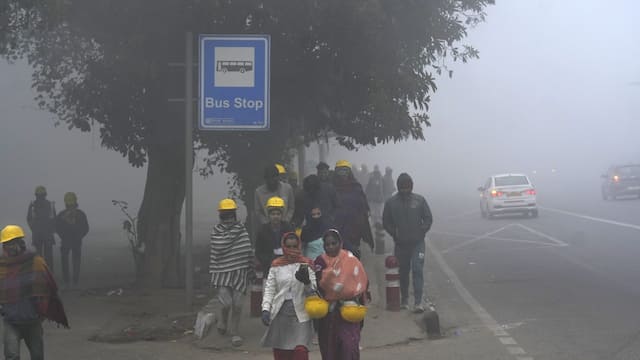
[{"xmin": 1, "ymin": 0, "xmax": 639, "ymax": 231}]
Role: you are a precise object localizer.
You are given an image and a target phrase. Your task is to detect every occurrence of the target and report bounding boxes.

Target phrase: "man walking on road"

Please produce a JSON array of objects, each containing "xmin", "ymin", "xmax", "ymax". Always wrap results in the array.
[
  {"xmin": 55, "ymin": 192, "xmax": 89, "ymax": 288},
  {"xmin": 0, "ymin": 225, "xmax": 69, "ymax": 360},
  {"xmin": 27, "ymin": 186, "xmax": 56, "ymax": 272},
  {"xmin": 382, "ymin": 173, "xmax": 433, "ymax": 313}
]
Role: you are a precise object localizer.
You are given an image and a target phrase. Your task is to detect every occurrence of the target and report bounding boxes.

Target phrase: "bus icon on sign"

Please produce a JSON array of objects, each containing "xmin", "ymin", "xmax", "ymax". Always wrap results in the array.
[{"xmin": 216, "ymin": 60, "xmax": 253, "ymax": 73}]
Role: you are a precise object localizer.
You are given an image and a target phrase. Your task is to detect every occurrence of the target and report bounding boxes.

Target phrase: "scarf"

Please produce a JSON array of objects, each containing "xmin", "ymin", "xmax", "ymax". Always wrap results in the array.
[
  {"xmin": 271, "ymin": 232, "xmax": 313, "ymax": 267},
  {"xmin": 209, "ymin": 222, "xmax": 253, "ymax": 273},
  {"xmin": 0, "ymin": 252, "xmax": 69, "ymax": 328},
  {"xmin": 318, "ymin": 230, "xmax": 368, "ymax": 301}
]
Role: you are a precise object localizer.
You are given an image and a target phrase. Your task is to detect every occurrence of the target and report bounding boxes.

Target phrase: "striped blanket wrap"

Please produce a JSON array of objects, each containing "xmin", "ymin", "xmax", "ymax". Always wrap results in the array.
[{"xmin": 209, "ymin": 222, "xmax": 254, "ymax": 293}]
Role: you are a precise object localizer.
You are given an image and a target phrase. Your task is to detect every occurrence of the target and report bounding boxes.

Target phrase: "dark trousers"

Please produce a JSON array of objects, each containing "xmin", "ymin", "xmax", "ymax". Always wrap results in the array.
[
  {"xmin": 60, "ymin": 239, "xmax": 82, "ymax": 284},
  {"xmin": 3, "ymin": 319, "xmax": 44, "ymax": 360},
  {"xmin": 394, "ymin": 240, "xmax": 425, "ymax": 306},
  {"xmin": 33, "ymin": 238, "xmax": 54, "ymax": 274}
]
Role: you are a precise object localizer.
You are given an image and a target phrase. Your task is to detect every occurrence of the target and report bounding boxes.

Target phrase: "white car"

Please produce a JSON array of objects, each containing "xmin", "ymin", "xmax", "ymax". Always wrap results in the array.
[{"xmin": 478, "ymin": 174, "xmax": 538, "ymax": 218}]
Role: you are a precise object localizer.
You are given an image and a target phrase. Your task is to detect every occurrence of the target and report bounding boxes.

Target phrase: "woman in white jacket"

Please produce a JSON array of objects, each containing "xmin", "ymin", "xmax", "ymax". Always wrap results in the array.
[{"xmin": 261, "ymin": 232, "xmax": 317, "ymax": 360}]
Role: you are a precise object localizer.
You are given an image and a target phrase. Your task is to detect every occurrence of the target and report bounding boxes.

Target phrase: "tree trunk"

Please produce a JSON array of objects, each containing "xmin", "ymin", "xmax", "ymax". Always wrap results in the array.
[{"xmin": 137, "ymin": 143, "xmax": 185, "ymax": 288}]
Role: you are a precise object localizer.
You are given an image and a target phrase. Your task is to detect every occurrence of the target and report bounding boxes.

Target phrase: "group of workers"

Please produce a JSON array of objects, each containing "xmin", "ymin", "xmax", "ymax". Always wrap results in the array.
[{"xmin": 209, "ymin": 160, "xmax": 433, "ymax": 360}]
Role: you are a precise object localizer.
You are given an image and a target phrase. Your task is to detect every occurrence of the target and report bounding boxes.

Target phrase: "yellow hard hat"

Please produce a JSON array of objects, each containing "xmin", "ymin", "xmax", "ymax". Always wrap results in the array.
[
  {"xmin": 335, "ymin": 160, "xmax": 352, "ymax": 169},
  {"xmin": 295, "ymin": 227, "xmax": 302, "ymax": 238},
  {"xmin": 339, "ymin": 301, "xmax": 367, "ymax": 323},
  {"xmin": 266, "ymin": 196, "xmax": 285, "ymax": 209},
  {"xmin": 64, "ymin": 192, "xmax": 78, "ymax": 206},
  {"xmin": 1, "ymin": 225, "xmax": 25, "ymax": 243},
  {"xmin": 304, "ymin": 295, "xmax": 329, "ymax": 319},
  {"xmin": 275, "ymin": 164, "xmax": 286, "ymax": 174},
  {"xmin": 218, "ymin": 198, "xmax": 238, "ymax": 211},
  {"xmin": 35, "ymin": 186, "xmax": 47, "ymax": 195}
]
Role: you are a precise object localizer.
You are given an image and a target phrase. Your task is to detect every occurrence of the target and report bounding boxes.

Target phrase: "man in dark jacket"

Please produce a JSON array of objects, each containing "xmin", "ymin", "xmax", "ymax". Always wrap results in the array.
[
  {"xmin": 55, "ymin": 192, "xmax": 89, "ymax": 288},
  {"xmin": 0, "ymin": 225, "xmax": 69, "ymax": 360},
  {"xmin": 254, "ymin": 197, "xmax": 293, "ymax": 275},
  {"xmin": 27, "ymin": 186, "xmax": 56, "ymax": 272},
  {"xmin": 333, "ymin": 160, "xmax": 374, "ymax": 258},
  {"xmin": 382, "ymin": 173, "xmax": 433, "ymax": 313}
]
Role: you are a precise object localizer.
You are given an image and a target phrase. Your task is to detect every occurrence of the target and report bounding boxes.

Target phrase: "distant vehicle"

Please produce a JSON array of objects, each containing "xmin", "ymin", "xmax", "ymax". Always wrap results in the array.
[
  {"xmin": 216, "ymin": 60, "xmax": 253, "ymax": 73},
  {"xmin": 601, "ymin": 164, "xmax": 640, "ymax": 200},
  {"xmin": 478, "ymin": 174, "xmax": 538, "ymax": 218}
]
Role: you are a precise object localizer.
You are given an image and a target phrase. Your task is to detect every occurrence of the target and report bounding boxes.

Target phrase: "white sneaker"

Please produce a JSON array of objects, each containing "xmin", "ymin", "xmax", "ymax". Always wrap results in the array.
[{"xmin": 413, "ymin": 305, "xmax": 425, "ymax": 314}]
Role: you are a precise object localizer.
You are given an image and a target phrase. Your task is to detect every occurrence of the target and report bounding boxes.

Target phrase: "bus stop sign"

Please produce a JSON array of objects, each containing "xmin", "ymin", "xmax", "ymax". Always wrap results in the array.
[{"xmin": 199, "ymin": 35, "xmax": 270, "ymax": 130}]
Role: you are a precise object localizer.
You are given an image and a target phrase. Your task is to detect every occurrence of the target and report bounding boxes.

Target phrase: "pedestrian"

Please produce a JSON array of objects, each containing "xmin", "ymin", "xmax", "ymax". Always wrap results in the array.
[
  {"xmin": 0, "ymin": 225, "xmax": 69, "ymax": 360},
  {"xmin": 382, "ymin": 173, "xmax": 433, "ymax": 313},
  {"xmin": 314, "ymin": 229, "xmax": 369, "ymax": 360},
  {"xmin": 255, "ymin": 165, "xmax": 296, "ymax": 226},
  {"xmin": 209, "ymin": 199, "xmax": 255, "ymax": 347},
  {"xmin": 383, "ymin": 167, "xmax": 395, "ymax": 200},
  {"xmin": 294, "ymin": 174, "xmax": 337, "ymax": 227},
  {"xmin": 365, "ymin": 165, "xmax": 385, "ymax": 224},
  {"xmin": 26, "ymin": 186, "xmax": 56, "ymax": 271},
  {"xmin": 300, "ymin": 206, "xmax": 331, "ymax": 260},
  {"xmin": 275, "ymin": 163, "xmax": 288, "ymax": 183},
  {"xmin": 357, "ymin": 164, "xmax": 369, "ymax": 186},
  {"xmin": 316, "ymin": 162, "xmax": 332, "ymax": 185},
  {"xmin": 55, "ymin": 192, "xmax": 89, "ymax": 288},
  {"xmin": 255, "ymin": 197, "xmax": 294, "ymax": 276},
  {"xmin": 333, "ymin": 160, "xmax": 374, "ymax": 258},
  {"xmin": 261, "ymin": 232, "xmax": 317, "ymax": 360}
]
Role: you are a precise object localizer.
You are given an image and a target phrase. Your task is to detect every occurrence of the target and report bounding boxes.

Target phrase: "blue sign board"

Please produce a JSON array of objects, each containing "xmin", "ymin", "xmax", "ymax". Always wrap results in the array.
[{"xmin": 199, "ymin": 35, "xmax": 270, "ymax": 130}]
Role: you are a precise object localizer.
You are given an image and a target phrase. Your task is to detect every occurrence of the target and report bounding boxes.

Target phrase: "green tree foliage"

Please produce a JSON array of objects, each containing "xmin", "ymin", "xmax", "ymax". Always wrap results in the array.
[{"xmin": 1, "ymin": 0, "xmax": 493, "ymax": 286}]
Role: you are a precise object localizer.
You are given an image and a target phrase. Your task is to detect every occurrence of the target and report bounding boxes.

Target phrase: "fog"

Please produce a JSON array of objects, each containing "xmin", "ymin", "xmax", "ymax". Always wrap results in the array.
[{"xmin": 1, "ymin": 0, "xmax": 639, "ymax": 233}]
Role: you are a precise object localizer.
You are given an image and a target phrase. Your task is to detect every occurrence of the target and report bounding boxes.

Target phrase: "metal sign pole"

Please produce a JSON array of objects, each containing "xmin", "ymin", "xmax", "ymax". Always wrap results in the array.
[{"xmin": 185, "ymin": 31, "xmax": 194, "ymax": 309}]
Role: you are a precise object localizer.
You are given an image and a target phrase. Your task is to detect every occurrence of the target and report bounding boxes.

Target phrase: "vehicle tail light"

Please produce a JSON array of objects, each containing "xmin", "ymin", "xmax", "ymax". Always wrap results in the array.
[
  {"xmin": 613, "ymin": 175, "xmax": 620, "ymax": 182},
  {"xmin": 490, "ymin": 189, "xmax": 503, "ymax": 197},
  {"xmin": 526, "ymin": 189, "xmax": 536, "ymax": 195}
]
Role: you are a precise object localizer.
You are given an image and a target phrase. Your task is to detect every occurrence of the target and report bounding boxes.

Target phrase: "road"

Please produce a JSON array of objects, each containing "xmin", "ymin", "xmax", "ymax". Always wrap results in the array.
[{"xmin": 424, "ymin": 184, "xmax": 640, "ymax": 360}]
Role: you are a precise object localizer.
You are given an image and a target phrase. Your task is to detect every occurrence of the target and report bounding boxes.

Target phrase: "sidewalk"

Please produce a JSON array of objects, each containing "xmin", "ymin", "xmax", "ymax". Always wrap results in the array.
[{"xmin": 0, "ymin": 232, "xmax": 512, "ymax": 359}]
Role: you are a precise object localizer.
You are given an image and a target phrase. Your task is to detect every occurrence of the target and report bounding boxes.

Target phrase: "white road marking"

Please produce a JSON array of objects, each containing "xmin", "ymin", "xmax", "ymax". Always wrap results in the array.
[
  {"xmin": 428, "ymin": 238, "xmax": 534, "ymax": 359},
  {"xmin": 508, "ymin": 347, "xmax": 527, "ymax": 355},
  {"xmin": 513, "ymin": 223, "xmax": 569, "ymax": 247},
  {"xmin": 500, "ymin": 337, "xmax": 517, "ymax": 345},
  {"xmin": 438, "ymin": 222, "xmax": 568, "ymax": 254},
  {"xmin": 433, "ymin": 230, "xmax": 567, "ymax": 247},
  {"xmin": 540, "ymin": 206, "xmax": 640, "ymax": 231},
  {"xmin": 441, "ymin": 225, "xmax": 515, "ymax": 254}
]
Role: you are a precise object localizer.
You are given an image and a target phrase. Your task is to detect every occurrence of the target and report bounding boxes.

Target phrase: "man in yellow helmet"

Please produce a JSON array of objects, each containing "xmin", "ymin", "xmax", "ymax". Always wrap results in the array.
[
  {"xmin": 26, "ymin": 186, "xmax": 57, "ymax": 271},
  {"xmin": 0, "ymin": 225, "xmax": 69, "ymax": 359},
  {"xmin": 254, "ymin": 165, "xmax": 296, "ymax": 227},
  {"xmin": 255, "ymin": 197, "xmax": 293, "ymax": 275},
  {"xmin": 209, "ymin": 199, "xmax": 254, "ymax": 347},
  {"xmin": 55, "ymin": 192, "xmax": 89, "ymax": 288}
]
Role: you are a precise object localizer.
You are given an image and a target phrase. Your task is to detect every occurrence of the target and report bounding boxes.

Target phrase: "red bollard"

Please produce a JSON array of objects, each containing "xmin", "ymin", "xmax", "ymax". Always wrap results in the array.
[
  {"xmin": 250, "ymin": 267, "xmax": 264, "ymax": 317},
  {"xmin": 385, "ymin": 255, "xmax": 400, "ymax": 311}
]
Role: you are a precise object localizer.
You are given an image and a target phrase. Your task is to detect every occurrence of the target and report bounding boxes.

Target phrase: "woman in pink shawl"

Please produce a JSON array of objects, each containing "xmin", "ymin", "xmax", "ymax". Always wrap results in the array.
[{"xmin": 314, "ymin": 229, "xmax": 369, "ymax": 360}]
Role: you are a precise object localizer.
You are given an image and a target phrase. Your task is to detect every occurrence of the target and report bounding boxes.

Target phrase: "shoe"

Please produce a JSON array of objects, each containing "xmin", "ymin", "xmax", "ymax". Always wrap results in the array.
[
  {"xmin": 400, "ymin": 304, "xmax": 410, "ymax": 310},
  {"xmin": 413, "ymin": 305, "xmax": 425, "ymax": 313}
]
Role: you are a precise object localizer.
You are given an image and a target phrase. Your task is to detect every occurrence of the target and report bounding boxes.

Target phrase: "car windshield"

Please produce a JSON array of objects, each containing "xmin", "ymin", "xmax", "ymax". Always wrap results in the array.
[
  {"xmin": 616, "ymin": 166, "xmax": 640, "ymax": 176},
  {"xmin": 494, "ymin": 176, "xmax": 529, "ymax": 187}
]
